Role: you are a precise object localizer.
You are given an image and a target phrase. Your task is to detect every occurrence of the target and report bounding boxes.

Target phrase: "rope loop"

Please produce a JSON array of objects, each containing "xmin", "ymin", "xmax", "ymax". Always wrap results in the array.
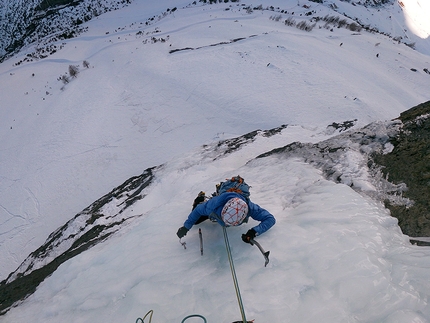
[
  {"xmin": 181, "ymin": 314, "xmax": 207, "ymax": 322},
  {"xmin": 136, "ymin": 310, "xmax": 207, "ymax": 323},
  {"xmin": 136, "ymin": 310, "xmax": 153, "ymax": 323}
]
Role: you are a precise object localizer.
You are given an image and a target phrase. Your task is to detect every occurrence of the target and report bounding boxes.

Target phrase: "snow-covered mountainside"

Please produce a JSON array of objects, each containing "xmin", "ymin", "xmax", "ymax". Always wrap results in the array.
[
  {"xmin": 1, "ymin": 0, "xmax": 430, "ymax": 321},
  {"xmin": 1, "ymin": 0, "xmax": 429, "ymax": 63},
  {"xmin": 0, "ymin": 0, "xmax": 132, "ymax": 62}
]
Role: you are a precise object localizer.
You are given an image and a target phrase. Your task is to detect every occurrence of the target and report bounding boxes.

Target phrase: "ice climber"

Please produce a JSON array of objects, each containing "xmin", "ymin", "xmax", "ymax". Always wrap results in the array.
[{"xmin": 176, "ymin": 186, "xmax": 276, "ymax": 244}]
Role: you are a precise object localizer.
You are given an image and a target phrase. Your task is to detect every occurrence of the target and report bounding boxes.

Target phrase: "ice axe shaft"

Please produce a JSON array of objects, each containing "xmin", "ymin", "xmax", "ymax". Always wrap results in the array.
[
  {"xmin": 199, "ymin": 228, "xmax": 203, "ymax": 256},
  {"xmin": 249, "ymin": 238, "xmax": 270, "ymax": 267}
]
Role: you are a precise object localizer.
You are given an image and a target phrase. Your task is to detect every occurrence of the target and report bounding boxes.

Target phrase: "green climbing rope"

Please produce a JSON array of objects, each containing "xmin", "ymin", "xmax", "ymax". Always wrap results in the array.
[
  {"xmin": 136, "ymin": 310, "xmax": 153, "ymax": 323},
  {"xmin": 181, "ymin": 314, "xmax": 207, "ymax": 322},
  {"xmin": 136, "ymin": 310, "xmax": 207, "ymax": 323}
]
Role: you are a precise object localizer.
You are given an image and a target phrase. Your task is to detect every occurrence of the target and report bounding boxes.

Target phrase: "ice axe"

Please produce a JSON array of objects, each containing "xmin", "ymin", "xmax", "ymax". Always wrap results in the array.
[{"xmin": 249, "ymin": 238, "xmax": 270, "ymax": 267}]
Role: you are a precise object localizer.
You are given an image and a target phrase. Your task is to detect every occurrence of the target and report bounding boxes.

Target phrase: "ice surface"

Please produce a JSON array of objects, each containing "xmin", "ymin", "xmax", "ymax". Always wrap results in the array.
[{"xmin": 3, "ymin": 139, "xmax": 430, "ymax": 322}]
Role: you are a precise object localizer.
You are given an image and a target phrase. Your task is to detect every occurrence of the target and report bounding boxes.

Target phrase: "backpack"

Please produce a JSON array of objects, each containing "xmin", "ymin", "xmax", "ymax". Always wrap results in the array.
[{"xmin": 215, "ymin": 175, "xmax": 251, "ymax": 201}]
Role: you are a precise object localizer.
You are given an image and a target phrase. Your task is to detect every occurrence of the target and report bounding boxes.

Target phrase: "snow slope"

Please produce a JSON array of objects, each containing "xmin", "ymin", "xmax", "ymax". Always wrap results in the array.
[
  {"xmin": 331, "ymin": 0, "xmax": 430, "ymax": 55},
  {"xmin": 3, "ymin": 124, "xmax": 430, "ymax": 323},
  {"xmin": 1, "ymin": 0, "xmax": 429, "ymax": 281},
  {"xmin": 0, "ymin": 0, "xmax": 430, "ymax": 321}
]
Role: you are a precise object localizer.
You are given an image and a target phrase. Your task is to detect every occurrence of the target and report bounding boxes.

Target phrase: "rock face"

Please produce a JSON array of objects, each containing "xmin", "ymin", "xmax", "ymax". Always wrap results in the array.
[
  {"xmin": 372, "ymin": 101, "xmax": 430, "ymax": 244},
  {"xmin": 0, "ymin": 0, "xmax": 131, "ymax": 62}
]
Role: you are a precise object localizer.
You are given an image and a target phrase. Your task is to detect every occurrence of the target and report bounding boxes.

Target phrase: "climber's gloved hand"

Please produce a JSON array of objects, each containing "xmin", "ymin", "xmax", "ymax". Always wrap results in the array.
[
  {"xmin": 241, "ymin": 228, "xmax": 256, "ymax": 244},
  {"xmin": 177, "ymin": 226, "xmax": 189, "ymax": 239}
]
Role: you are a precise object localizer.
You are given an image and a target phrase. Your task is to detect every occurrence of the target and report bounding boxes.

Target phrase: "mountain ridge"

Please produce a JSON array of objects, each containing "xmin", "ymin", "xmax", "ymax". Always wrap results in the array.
[{"xmin": 2, "ymin": 0, "xmax": 429, "ymax": 63}]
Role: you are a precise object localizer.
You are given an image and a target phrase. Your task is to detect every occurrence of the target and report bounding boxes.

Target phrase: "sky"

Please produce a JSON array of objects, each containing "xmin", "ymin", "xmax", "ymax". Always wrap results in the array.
[
  {"xmin": 1, "ymin": 0, "xmax": 430, "ymax": 322},
  {"xmin": 401, "ymin": 0, "xmax": 430, "ymax": 39}
]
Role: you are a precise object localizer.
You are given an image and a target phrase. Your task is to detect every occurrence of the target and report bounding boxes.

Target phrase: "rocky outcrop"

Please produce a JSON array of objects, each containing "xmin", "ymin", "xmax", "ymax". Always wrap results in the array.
[{"xmin": 372, "ymin": 101, "xmax": 430, "ymax": 244}]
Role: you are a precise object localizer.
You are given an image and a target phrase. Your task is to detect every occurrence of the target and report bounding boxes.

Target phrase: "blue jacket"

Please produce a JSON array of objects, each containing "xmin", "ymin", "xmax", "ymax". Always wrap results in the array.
[{"xmin": 183, "ymin": 192, "xmax": 275, "ymax": 236}]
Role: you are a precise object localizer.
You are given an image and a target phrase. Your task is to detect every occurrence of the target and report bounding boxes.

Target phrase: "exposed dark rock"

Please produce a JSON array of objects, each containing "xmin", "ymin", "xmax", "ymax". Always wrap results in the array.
[
  {"xmin": 372, "ymin": 101, "xmax": 430, "ymax": 244},
  {"xmin": 169, "ymin": 34, "xmax": 258, "ymax": 54},
  {"xmin": 211, "ymin": 125, "xmax": 288, "ymax": 158},
  {"xmin": 327, "ymin": 119, "xmax": 358, "ymax": 132}
]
